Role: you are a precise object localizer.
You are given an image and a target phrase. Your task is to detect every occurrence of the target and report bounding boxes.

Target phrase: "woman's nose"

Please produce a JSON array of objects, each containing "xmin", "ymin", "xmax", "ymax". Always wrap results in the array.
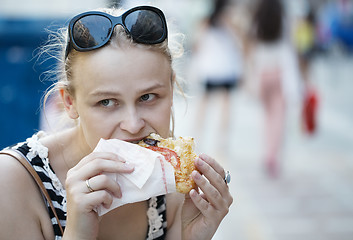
[{"xmin": 119, "ymin": 108, "xmax": 145, "ymax": 135}]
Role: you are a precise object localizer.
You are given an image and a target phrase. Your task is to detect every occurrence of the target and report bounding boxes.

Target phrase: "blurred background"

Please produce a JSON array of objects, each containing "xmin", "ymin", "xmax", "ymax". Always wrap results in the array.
[{"xmin": 1, "ymin": 0, "xmax": 353, "ymax": 239}]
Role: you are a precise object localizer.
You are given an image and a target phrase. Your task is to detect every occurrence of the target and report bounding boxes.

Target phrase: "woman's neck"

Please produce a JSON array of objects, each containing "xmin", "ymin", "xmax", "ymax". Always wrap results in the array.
[{"xmin": 42, "ymin": 127, "xmax": 92, "ymax": 170}]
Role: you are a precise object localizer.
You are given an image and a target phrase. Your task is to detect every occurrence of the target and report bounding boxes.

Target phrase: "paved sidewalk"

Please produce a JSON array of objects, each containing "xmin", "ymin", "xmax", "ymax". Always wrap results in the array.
[{"xmin": 173, "ymin": 54, "xmax": 353, "ymax": 240}]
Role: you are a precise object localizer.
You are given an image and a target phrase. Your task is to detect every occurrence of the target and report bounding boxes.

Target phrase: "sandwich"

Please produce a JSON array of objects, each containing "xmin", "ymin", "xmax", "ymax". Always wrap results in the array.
[{"xmin": 138, "ymin": 133, "xmax": 198, "ymax": 194}]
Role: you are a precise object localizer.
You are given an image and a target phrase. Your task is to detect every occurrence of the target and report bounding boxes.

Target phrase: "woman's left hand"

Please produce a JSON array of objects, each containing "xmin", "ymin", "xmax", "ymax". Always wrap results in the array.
[{"xmin": 181, "ymin": 154, "xmax": 233, "ymax": 240}]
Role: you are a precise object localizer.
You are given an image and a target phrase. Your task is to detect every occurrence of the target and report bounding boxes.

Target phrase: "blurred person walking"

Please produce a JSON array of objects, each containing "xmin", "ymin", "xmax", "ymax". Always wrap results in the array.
[
  {"xmin": 190, "ymin": 0, "xmax": 244, "ymax": 152},
  {"xmin": 293, "ymin": 3, "xmax": 316, "ymax": 84},
  {"xmin": 245, "ymin": 0, "xmax": 302, "ymax": 177},
  {"xmin": 293, "ymin": 3, "xmax": 320, "ymax": 135}
]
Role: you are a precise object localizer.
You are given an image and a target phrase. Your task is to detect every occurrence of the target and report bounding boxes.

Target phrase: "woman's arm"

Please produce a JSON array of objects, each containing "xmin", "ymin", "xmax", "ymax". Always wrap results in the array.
[
  {"xmin": 165, "ymin": 193, "xmax": 184, "ymax": 240},
  {"xmin": 0, "ymin": 155, "xmax": 53, "ymax": 240}
]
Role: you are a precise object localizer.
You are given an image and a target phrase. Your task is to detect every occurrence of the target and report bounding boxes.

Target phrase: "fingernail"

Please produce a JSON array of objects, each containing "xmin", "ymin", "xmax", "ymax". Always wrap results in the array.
[
  {"xmin": 114, "ymin": 154, "xmax": 126, "ymax": 163},
  {"xmin": 192, "ymin": 170, "xmax": 201, "ymax": 180},
  {"xmin": 196, "ymin": 158, "xmax": 203, "ymax": 166},
  {"xmin": 116, "ymin": 191, "xmax": 122, "ymax": 198},
  {"xmin": 190, "ymin": 189, "xmax": 197, "ymax": 197},
  {"xmin": 123, "ymin": 162, "xmax": 135, "ymax": 170}
]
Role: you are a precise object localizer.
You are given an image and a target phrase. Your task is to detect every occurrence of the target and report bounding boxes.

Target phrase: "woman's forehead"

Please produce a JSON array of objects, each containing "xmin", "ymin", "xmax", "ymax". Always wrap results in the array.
[
  {"xmin": 74, "ymin": 44, "xmax": 170, "ymax": 72},
  {"xmin": 71, "ymin": 45, "xmax": 172, "ymax": 94}
]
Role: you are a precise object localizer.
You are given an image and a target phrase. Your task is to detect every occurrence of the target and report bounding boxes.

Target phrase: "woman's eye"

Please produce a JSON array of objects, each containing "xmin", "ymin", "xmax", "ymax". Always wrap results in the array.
[
  {"xmin": 140, "ymin": 94, "xmax": 156, "ymax": 102},
  {"xmin": 100, "ymin": 99, "xmax": 115, "ymax": 107}
]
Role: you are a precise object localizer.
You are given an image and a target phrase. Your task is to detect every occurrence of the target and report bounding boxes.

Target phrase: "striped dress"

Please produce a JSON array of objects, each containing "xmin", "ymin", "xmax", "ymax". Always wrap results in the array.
[{"xmin": 9, "ymin": 133, "xmax": 167, "ymax": 240}]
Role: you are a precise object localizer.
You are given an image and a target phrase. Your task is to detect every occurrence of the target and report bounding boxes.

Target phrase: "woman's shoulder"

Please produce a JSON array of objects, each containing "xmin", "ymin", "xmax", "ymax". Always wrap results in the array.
[
  {"xmin": 0, "ymin": 148, "xmax": 43, "ymax": 210},
  {"xmin": 0, "ymin": 152, "xmax": 52, "ymax": 239},
  {"xmin": 0, "ymin": 149, "xmax": 27, "ymax": 175},
  {"xmin": 0, "ymin": 140, "xmax": 43, "ymax": 198},
  {"xmin": 0, "ymin": 132, "xmax": 49, "ymax": 196}
]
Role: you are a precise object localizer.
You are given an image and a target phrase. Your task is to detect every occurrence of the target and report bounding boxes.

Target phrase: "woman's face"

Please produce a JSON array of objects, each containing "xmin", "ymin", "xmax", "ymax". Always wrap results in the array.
[{"xmin": 69, "ymin": 45, "xmax": 173, "ymax": 150}]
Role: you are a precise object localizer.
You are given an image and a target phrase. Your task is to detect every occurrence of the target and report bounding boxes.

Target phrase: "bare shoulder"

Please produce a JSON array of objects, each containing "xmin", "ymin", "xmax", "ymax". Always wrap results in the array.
[
  {"xmin": 0, "ymin": 153, "xmax": 52, "ymax": 239},
  {"xmin": 0, "ymin": 152, "xmax": 34, "ymax": 193}
]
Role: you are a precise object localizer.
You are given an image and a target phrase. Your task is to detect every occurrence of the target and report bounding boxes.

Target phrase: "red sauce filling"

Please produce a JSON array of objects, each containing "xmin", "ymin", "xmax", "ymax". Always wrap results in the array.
[{"xmin": 146, "ymin": 146, "xmax": 181, "ymax": 170}]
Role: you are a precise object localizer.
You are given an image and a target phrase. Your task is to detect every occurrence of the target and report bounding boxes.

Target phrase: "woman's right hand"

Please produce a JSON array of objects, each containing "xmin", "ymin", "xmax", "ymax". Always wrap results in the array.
[{"xmin": 62, "ymin": 152, "xmax": 134, "ymax": 239}]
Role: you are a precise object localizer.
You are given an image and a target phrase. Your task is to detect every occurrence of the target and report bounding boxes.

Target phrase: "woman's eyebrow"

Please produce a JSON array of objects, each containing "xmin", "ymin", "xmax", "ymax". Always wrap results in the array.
[
  {"xmin": 139, "ymin": 83, "xmax": 167, "ymax": 93},
  {"xmin": 89, "ymin": 90, "xmax": 121, "ymax": 97},
  {"xmin": 90, "ymin": 83, "xmax": 168, "ymax": 96}
]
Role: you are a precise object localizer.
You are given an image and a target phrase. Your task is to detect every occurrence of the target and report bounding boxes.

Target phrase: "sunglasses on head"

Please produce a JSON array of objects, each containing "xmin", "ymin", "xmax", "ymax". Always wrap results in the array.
[{"xmin": 65, "ymin": 6, "xmax": 168, "ymax": 59}]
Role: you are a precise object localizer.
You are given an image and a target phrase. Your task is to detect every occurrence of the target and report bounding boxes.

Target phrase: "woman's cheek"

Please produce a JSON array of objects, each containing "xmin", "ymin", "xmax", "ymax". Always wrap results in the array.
[
  {"xmin": 80, "ymin": 111, "xmax": 116, "ymax": 146},
  {"xmin": 153, "ymin": 102, "xmax": 172, "ymax": 138}
]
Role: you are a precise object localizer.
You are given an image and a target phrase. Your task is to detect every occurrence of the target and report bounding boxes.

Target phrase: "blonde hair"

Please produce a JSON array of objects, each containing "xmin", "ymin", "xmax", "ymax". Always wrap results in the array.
[{"xmin": 39, "ymin": 7, "xmax": 184, "ymax": 134}]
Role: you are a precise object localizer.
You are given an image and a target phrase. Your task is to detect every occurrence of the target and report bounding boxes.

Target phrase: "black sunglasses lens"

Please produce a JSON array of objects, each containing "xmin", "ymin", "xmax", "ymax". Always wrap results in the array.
[
  {"xmin": 73, "ymin": 15, "xmax": 112, "ymax": 49},
  {"xmin": 124, "ymin": 10, "xmax": 165, "ymax": 43}
]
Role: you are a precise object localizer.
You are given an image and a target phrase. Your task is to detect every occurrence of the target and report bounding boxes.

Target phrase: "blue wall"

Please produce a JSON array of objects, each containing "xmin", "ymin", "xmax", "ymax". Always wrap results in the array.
[{"xmin": 0, "ymin": 18, "xmax": 65, "ymax": 149}]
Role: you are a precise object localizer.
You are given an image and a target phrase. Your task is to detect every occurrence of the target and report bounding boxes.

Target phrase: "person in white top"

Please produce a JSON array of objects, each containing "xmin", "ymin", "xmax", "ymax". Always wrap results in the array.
[
  {"xmin": 246, "ymin": 0, "xmax": 302, "ymax": 177},
  {"xmin": 191, "ymin": 0, "xmax": 244, "ymax": 149}
]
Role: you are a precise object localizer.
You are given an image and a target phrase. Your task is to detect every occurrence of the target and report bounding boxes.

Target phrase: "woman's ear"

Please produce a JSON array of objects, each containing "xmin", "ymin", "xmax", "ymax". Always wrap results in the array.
[{"xmin": 60, "ymin": 88, "xmax": 79, "ymax": 119}]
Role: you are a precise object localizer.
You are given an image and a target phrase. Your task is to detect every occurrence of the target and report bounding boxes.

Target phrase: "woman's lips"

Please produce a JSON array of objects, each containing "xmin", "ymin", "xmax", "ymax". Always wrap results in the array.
[
  {"xmin": 123, "ymin": 137, "xmax": 146, "ymax": 144},
  {"xmin": 124, "ymin": 133, "xmax": 155, "ymax": 144}
]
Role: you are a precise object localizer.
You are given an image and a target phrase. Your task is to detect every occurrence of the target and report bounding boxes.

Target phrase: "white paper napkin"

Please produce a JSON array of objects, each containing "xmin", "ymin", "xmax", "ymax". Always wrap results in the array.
[{"xmin": 93, "ymin": 138, "xmax": 176, "ymax": 216}]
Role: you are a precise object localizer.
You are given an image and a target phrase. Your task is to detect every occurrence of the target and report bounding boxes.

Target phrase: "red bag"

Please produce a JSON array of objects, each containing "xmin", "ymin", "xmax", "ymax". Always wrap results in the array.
[{"xmin": 302, "ymin": 87, "xmax": 318, "ymax": 134}]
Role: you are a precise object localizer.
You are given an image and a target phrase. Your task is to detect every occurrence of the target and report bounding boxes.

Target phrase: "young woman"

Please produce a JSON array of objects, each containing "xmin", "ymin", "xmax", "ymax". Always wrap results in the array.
[{"xmin": 0, "ymin": 6, "xmax": 233, "ymax": 240}]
